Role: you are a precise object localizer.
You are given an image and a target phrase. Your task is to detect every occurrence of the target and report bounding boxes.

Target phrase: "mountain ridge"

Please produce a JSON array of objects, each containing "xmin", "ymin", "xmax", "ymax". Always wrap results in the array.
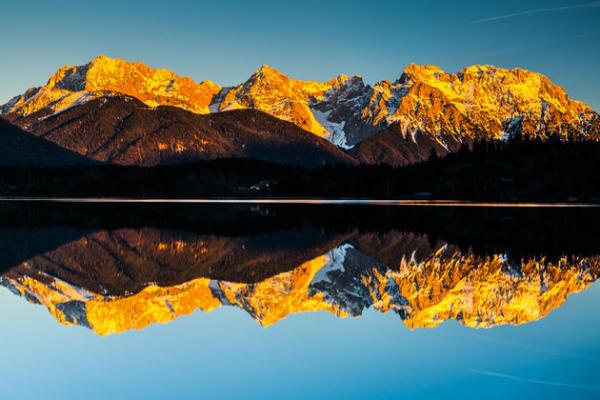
[
  {"xmin": 3, "ymin": 55, "xmax": 598, "ymax": 154},
  {"xmin": 5, "ymin": 95, "xmax": 355, "ymax": 167}
]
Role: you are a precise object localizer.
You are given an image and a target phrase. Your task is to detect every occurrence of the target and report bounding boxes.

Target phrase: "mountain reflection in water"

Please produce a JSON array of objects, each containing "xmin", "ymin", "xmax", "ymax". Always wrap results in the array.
[{"xmin": 1, "ymin": 202, "xmax": 599, "ymax": 336}]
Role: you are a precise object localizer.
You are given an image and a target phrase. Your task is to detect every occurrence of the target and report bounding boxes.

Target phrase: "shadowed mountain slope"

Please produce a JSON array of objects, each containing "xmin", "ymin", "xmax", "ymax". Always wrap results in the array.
[
  {"xmin": 0, "ymin": 118, "xmax": 93, "ymax": 165},
  {"xmin": 8, "ymin": 96, "xmax": 356, "ymax": 167}
]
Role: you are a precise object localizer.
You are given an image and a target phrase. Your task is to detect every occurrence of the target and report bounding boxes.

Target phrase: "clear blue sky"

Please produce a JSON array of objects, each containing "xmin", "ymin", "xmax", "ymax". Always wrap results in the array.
[{"xmin": 1, "ymin": 0, "xmax": 599, "ymax": 110}]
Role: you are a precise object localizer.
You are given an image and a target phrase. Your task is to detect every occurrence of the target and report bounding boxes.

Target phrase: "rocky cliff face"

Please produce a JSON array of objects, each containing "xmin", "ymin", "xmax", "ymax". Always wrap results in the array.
[
  {"xmin": 3, "ymin": 56, "xmax": 597, "ymax": 151},
  {"xmin": 359, "ymin": 64, "xmax": 599, "ymax": 144},
  {"xmin": 216, "ymin": 66, "xmax": 338, "ymax": 137},
  {"xmin": 2, "ymin": 230, "xmax": 597, "ymax": 335},
  {"xmin": 1, "ymin": 55, "xmax": 221, "ymax": 116}
]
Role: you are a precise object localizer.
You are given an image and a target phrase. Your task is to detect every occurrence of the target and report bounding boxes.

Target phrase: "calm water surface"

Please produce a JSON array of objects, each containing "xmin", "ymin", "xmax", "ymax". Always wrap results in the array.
[{"xmin": 0, "ymin": 202, "xmax": 598, "ymax": 399}]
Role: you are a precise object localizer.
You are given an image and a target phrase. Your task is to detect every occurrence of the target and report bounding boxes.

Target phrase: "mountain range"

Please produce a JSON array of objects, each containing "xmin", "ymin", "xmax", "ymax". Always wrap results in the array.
[{"xmin": 2, "ymin": 55, "xmax": 599, "ymax": 167}]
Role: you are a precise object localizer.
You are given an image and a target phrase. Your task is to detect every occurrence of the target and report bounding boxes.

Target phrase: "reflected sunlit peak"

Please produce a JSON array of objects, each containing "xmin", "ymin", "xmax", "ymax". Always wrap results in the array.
[{"xmin": 2, "ymin": 233, "xmax": 598, "ymax": 335}]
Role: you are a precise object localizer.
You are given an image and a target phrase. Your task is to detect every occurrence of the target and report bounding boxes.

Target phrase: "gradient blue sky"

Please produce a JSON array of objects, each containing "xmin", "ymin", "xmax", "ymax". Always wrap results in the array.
[
  {"xmin": 1, "ymin": 0, "xmax": 599, "ymax": 109},
  {"xmin": 1, "ymin": 274, "xmax": 599, "ymax": 399}
]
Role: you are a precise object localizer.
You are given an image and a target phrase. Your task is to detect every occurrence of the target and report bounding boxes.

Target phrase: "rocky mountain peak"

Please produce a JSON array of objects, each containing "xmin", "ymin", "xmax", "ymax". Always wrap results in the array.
[
  {"xmin": 253, "ymin": 64, "xmax": 285, "ymax": 77},
  {"xmin": 2, "ymin": 55, "xmax": 222, "ymax": 117},
  {"xmin": 2, "ymin": 57, "xmax": 598, "ymax": 151}
]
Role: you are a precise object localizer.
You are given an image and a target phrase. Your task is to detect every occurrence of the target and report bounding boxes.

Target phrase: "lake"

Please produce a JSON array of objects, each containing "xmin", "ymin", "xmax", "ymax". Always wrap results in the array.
[{"xmin": 0, "ymin": 201, "xmax": 599, "ymax": 399}]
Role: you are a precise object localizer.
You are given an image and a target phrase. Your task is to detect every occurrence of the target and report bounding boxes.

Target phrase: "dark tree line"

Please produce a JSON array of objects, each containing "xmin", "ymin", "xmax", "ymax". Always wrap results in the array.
[{"xmin": 0, "ymin": 136, "xmax": 599, "ymax": 201}]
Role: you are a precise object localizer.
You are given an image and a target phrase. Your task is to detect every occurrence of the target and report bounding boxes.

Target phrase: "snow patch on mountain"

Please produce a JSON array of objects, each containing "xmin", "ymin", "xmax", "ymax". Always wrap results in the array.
[
  {"xmin": 0, "ymin": 96, "xmax": 21, "ymax": 115},
  {"xmin": 47, "ymin": 92, "xmax": 96, "ymax": 118},
  {"xmin": 411, "ymin": 127, "xmax": 419, "ymax": 144},
  {"xmin": 312, "ymin": 244, "xmax": 353, "ymax": 284},
  {"xmin": 208, "ymin": 102, "xmax": 221, "ymax": 113},
  {"xmin": 310, "ymin": 108, "xmax": 353, "ymax": 149}
]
